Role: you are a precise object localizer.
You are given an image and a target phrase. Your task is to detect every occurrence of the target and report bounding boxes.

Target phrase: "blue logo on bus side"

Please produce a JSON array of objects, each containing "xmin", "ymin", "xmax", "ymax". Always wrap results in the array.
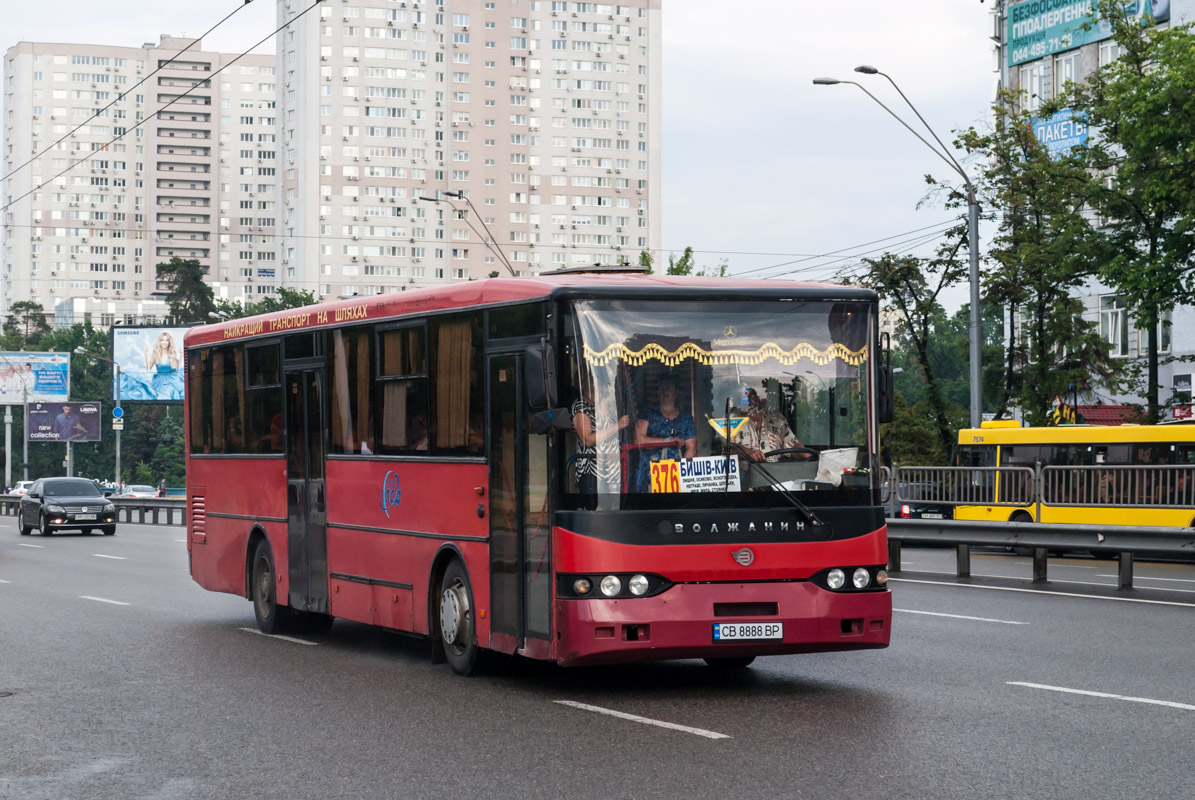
[{"xmin": 380, "ymin": 471, "xmax": 402, "ymax": 518}]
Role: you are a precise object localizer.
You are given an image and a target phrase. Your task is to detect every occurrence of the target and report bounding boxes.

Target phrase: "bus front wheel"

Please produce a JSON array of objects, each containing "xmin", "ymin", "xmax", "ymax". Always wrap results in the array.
[
  {"xmin": 438, "ymin": 560, "xmax": 478, "ymax": 676},
  {"xmin": 251, "ymin": 540, "xmax": 292, "ymax": 635}
]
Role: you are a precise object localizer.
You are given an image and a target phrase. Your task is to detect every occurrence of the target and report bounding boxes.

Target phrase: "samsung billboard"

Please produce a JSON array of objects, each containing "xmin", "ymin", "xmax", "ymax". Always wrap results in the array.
[{"xmin": 111, "ymin": 326, "xmax": 188, "ymax": 403}]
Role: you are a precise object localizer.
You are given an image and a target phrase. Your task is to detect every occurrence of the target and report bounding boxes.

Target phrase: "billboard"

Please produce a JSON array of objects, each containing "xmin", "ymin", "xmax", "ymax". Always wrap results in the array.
[
  {"xmin": 1032, "ymin": 109, "xmax": 1089, "ymax": 158},
  {"xmin": 0, "ymin": 352, "xmax": 70, "ymax": 404},
  {"xmin": 28, "ymin": 401, "xmax": 103, "ymax": 443},
  {"xmin": 1007, "ymin": 0, "xmax": 1170, "ymax": 67},
  {"xmin": 111, "ymin": 326, "xmax": 188, "ymax": 403}
]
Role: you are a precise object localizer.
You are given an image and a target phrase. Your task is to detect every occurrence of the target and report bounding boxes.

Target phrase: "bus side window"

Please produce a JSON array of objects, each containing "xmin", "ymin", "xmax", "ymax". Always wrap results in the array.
[
  {"xmin": 378, "ymin": 325, "xmax": 429, "ymax": 454},
  {"xmin": 1001, "ymin": 445, "xmax": 1040, "ymax": 467},
  {"xmin": 330, "ymin": 328, "xmax": 374, "ymax": 455},
  {"xmin": 955, "ymin": 445, "xmax": 995, "ymax": 467}
]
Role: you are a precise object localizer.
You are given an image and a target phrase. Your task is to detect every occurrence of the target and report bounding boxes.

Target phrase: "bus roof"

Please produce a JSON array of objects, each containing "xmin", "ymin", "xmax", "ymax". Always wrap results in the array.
[
  {"xmin": 184, "ymin": 273, "xmax": 877, "ymax": 348},
  {"xmin": 958, "ymin": 423, "xmax": 1195, "ymax": 445}
]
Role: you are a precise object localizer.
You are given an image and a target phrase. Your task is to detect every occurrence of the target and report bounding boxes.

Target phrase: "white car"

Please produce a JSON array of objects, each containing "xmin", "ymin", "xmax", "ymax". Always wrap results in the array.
[
  {"xmin": 118, "ymin": 484, "xmax": 159, "ymax": 499},
  {"xmin": 9, "ymin": 481, "xmax": 34, "ymax": 496}
]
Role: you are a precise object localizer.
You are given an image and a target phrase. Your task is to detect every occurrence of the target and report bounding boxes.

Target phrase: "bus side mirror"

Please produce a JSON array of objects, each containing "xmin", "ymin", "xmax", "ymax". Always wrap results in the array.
[
  {"xmin": 525, "ymin": 340, "xmax": 557, "ymax": 412},
  {"xmin": 878, "ymin": 364, "xmax": 895, "ymax": 424},
  {"xmin": 530, "ymin": 408, "xmax": 575, "ymax": 435}
]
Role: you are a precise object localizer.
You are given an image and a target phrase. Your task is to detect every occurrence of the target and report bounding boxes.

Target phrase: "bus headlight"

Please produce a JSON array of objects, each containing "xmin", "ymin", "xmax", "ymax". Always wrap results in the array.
[
  {"xmin": 826, "ymin": 569, "xmax": 845, "ymax": 590},
  {"xmin": 875, "ymin": 569, "xmax": 888, "ymax": 586},
  {"xmin": 573, "ymin": 578, "xmax": 592, "ymax": 596},
  {"xmin": 599, "ymin": 575, "xmax": 622, "ymax": 597},
  {"xmin": 852, "ymin": 567, "xmax": 871, "ymax": 589},
  {"xmin": 628, "ymin": 574, "xmax": 649, "ymax": 596}
]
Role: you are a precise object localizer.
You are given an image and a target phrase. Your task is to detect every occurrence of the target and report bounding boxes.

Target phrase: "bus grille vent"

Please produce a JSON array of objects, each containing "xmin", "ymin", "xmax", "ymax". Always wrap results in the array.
[{"xmin": 190, "ymin": 495, "xmax": 206, "ymax": 533}]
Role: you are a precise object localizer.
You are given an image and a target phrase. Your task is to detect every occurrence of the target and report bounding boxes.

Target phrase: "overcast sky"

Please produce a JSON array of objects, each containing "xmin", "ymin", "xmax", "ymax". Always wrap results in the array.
[{"xmin": 4, "ymin": 0, "xmax": 995, "ymax": 299}]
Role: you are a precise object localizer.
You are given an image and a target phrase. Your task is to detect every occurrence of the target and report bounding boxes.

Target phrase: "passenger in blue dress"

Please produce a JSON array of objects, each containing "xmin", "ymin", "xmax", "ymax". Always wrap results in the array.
[{"xmin": 632, "ymin": 374, "xmax": 697, "ymax": 492}]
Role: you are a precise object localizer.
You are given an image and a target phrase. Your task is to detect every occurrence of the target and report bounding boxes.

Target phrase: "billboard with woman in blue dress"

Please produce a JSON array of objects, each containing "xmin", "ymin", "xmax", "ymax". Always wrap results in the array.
[{"xmin": 111, "ymin": 327, "xmax": 188, "ymax": 403}]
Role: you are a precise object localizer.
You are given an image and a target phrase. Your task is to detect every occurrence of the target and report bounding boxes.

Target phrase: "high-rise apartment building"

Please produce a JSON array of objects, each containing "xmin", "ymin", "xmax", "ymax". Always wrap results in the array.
[
  {"xmin": 277, "ymin": 0, "xmax": 661, "ymax": 296},
  {"xmin": 2, "ymin": 36, "xmax": 278, "ymax": 325}
]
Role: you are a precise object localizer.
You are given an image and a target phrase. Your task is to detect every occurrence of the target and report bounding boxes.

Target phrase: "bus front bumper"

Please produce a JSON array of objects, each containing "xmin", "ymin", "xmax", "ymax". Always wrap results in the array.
[{"xmin": 554, "ymin": 581, "xmax": 891, "ymax": 667}]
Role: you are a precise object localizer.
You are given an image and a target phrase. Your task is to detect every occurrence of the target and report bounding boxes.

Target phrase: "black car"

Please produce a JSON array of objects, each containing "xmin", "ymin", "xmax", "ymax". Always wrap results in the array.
[
  {"xmin": 19, "ymin": 477, "xmax": 117, "ymax": 536},
  {"xmin": 886, "ymin": 481, "xmax": 954, "ymax": 520}
]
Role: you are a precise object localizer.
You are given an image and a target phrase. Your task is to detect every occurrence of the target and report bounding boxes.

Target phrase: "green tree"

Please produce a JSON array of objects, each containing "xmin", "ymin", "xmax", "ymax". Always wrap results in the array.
[
  {"xmin": 666, "ymin": 246, "xmax": 695, "ymax": 275},
  {"xmin": 215, "ymin": 287, "xmax": 317, "ymax": 320},
  {"xmin": 1063, "ymin": 3, "xmax": 1195, "ymax": 421},
  {"xmin": 638, "ymin": 249, "xmax": 654, "ymax": 273},
  {"xmin": 957, "ymin": 91, "xmax": 1116, "ymax": 423},
  {"xmin": 156, "ymin": 257, "xmax": 216, "ymax": 323},
  {"xmin": 881, "ymin": 395, "xmax": 949, "ymax": 467},
  {"xmin": 858, "ymin": 242, "xmax": 967, "ymax": 455},
  {"xmin": 3, "ymin": 300, "xmax": 53, "ymax": 349}
]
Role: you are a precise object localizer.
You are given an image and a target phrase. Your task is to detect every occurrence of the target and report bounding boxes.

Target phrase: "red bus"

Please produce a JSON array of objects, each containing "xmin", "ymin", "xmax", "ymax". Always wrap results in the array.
[{"xmin": 184, "ymin": 270, "xmax": 891, "ymax": 674}]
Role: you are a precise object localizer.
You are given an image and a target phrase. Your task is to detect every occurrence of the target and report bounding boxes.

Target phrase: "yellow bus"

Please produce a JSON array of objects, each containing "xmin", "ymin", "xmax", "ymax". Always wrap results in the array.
[{"xmin": 953, "ymin": 421, "xmax": 1195, "ymax": 527}]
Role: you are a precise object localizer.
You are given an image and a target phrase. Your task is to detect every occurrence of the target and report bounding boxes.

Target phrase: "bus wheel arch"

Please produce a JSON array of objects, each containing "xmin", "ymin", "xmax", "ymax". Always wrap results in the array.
[
  {"xmin": 429, "ymin": 545, "xmax": 478, "ymax": 675},
  {"xmin": 244, "ymin": 526, "xmax": 270, "ymax": 600},
  {"xmin": 247, "ymin": 530, "xmax": 292, "ymax": 635}
]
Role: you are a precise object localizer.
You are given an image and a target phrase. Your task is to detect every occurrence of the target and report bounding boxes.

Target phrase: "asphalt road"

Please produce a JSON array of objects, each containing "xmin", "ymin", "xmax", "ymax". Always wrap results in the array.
[{"xmin": 2, "ymin": 520, "xmax": 1194, "ymax": 800}]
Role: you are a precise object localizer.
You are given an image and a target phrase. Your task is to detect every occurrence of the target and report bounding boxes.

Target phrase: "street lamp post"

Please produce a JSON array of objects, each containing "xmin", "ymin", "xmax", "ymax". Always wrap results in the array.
[
  {"xmin": 813, "ymin": 67, "xmax": 983, "ymax": 428},
  {"xmin": 75, "ymin": 347, "xmax": 121, "ymax": 487}
]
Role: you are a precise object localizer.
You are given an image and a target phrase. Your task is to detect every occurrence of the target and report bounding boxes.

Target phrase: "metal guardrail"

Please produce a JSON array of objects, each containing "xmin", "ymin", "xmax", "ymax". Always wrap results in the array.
[
  {"xmin": 887, "ymin": 517, "xmax": 1195, "ymax": 589},
  {"xmin": 1041, "ymin": 464, "xmax": 1195, "ymax": 508},
  {"xmin": 0, "ymin": 495, "xmax": 186, "ymax": 526},
  {"xmin": 893, "ymin": 466, "xmax": 1035, "ymax": 507},
  {"xmin": 889, "ymin": 464, "xmax": 1195, "ymax": 520}
]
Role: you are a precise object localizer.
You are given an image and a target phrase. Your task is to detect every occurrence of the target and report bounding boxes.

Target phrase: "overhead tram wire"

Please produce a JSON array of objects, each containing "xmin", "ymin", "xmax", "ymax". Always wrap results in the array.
[
  {"xmin": 727, "ymin": 218, "xmax": 957, "ymax": 279},
  {"xmin": 442, "ymin": 189, "xmax": 518, "ymax": 276},
  {"xmin": 415, "ymin": 191, "xmax": 518, "ymax": 277},
  {"xmin": 763, "ymin": 227, "xmax": 959, "ymax": 282},
  {"xmin": 0, "ymin": 0, "xmax": 259, "ymax": 187},
  {"xmin": 0, "ymin": 0, "xmax": 324, "ymax": 216},
  {"xmin": 730, "ymin": 219, "xmax": 957, "ymax": 281}
]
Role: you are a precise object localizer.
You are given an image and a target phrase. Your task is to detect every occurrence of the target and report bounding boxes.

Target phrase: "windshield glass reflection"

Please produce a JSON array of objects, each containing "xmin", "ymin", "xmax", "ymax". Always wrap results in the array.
[{"xmin": 565, "ymin": 299, "xmax": 875, "ymax": 510}]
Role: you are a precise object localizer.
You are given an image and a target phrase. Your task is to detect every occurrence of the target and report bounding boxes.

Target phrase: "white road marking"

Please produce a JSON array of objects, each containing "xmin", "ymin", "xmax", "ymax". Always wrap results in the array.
[
  {"xmin": 79, "ymin": 596, "xmax": 130, "ymax": 606},
  {"xmin": 1098, "ymin": 574, "xmax": 1195, "ymax": 585},
  {"xmin": 238, "ymin": 627, "xmax": 318, "ymax": 646},
  {"xmin": 894, "ymin": 608, "xmax": 1028, "ymax": 625},
  {"xmin": 175, "ymin": 539, "xmax": 187, "ymax": 543},
  {"xmin": 93, "ymin": 554, "xmax": 127, "ymax": 560},
  {"xmin": 0, "ymin": 579, "xmax": 10, "ymax": 583},
  {"xmin": 894, "ymin": 571, "xmax": 1195, "ymax": 595},
  {"xmin": 554, "ymin": 700, "xmax": 731, "ymax": 740},
  {"xmin": 1009, "ymin": 682, "xmax": 1195, "ymax": 712},
  {"xmin": 1036, "ymin": 577, "xmax": 1195, "ymax": 595},
  {"xmin": 890, "ymin": 577, "xmax": 1195, "ymax": 608},
  {"xmin": 17, "ymin": 543, "xmax": 43, "ymax": 548}
]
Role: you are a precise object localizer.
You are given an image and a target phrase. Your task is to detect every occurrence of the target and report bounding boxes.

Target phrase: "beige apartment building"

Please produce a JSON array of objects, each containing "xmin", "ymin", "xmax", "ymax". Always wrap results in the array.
[
  {"xmin": 2, "ymin": 36, "xmax": 277, "ymax": 325},
  {"xmin": 277, "ymin": 0, "xmax": 662, "ymax": 296}
]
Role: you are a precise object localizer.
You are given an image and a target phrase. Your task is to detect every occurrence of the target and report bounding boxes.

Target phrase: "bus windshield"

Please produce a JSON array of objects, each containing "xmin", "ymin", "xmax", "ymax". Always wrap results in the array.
[{"xmin": 566, "ymin": 298, "xmax": 875, "ymax": 510}]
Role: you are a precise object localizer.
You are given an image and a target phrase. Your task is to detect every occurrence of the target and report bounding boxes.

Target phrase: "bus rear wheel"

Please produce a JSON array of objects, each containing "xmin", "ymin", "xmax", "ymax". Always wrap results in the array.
[
  {"xmin": 1009, "ymin": 511, "xmax": 1034, "ymax": 556},
  {"xmin": 251, "ymin": 540, "xmax": 292, "ymax": 635},
  {"xmin": 704, "ymin": 657, "xmax": 756, "ymax": 669},
  {"xmin": 438, "ymin": 560, "xmax": 478, "ymax": 676}
]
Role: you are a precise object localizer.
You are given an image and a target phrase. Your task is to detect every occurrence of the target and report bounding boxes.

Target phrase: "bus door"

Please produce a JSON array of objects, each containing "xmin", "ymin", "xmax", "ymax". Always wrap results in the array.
[
  {"xmin": 284, "ymin": 367, "xmax": 329, "ymax": 614},
  {"xmin": 488, "ymin": 353, "xmax": 552, "ymax": 651}
]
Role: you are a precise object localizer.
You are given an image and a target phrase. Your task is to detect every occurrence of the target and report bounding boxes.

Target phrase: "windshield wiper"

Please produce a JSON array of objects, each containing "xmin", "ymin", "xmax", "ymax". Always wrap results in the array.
[{"xmin": 741, "ymin": 458, "xmax": 827, "ymax": 529}]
